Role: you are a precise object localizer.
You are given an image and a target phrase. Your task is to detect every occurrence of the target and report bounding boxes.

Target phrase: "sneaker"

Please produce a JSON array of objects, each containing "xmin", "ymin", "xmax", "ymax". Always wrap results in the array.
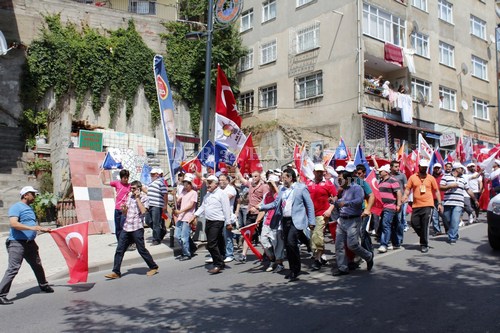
[
  {"xmin": 146, "ymin": 268, "xmax": 159, "ymax": 276},
  {"xmin": 459, "ymin": 221, "xmax": 464, "ymax": 227},
  {"xmin": 179, "ymin": 256, "xmax": 191, "ymax": 261},
  {"xmin": 151, "ymin": 240, "xmax": 160, "ymax": 246},
  {"xmin": 0, "ymin": 296, "xmax": 13, "ymax": 305},
  {"xmin": 366, "ymin": 253, "xmax": 374, "ymax": 271},
  {"xmin": 40, "ymin": 284, "xmax": 54, "ymax": 293},
  {"xmin": 387, "ymin": 245, "xmax": 394, "ymax": 250},
  {"xmin": 266, "ymin": 265, "xmax": 274, "ymax": 272},
  {"xmin": 127, "ymin": 243, "xmax": 137, "ymax": 251},
  {"xmin": 274, "ymin": 264, "xmax": 285, "ymax": 273},
  {"xmin": 224, "ymin": 257, "xmax": 234, "ymax": 263},
  {"xmin": 469, "ymin": 214, "xmax": 475, "ymax": 224},
  {"xmin": 205, "ymin": 258, "xmax": 214, "ymax": 263},
  {"xmin": 235, "ymin": 255, "xmax": 246, "ymax": 263},
  {"xmin": 421, "ymin": 246, "xmax": 429, "ymax": 253},
  {"xmin": 311, "ymin": 260, "xmax": 322, "ymax": 271},
  {"xmin": 403, "ymin": 226, "xmax": 409, "ymax": 232},
  {"xmin": 378, "ymin": 245, "xmax": 387, "ymax": 253},
  {"xmin": 446, "ymin": 239, "xmax": 457, "ymax": 245},
  {"xmin": 393, "ymin": 245, "xmax": 404, "ymax": 250},
  {"xmin": 105, "ymin": 272, "xmax": 121, "ymax": 279}
]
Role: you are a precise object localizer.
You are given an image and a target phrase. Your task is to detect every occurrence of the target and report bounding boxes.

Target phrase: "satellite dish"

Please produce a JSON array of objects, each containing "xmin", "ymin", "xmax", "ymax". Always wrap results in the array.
[
  {"xmin": 461, "ymin": 62, "xmax": 468, "ymax": 75},
  {"xmin": 461, "ymin": 100, "xmax": 469, "ymax": 110},
  {"xmin": 0, "ymin": 31, "xmax": 9, "ymax": 56},
  {"xmin": 412, "ymin": 20, "xmax": 420, "ymax": 34},
  {"xmin": 490, "ymin": 34, "xmax": 496, "ymax": 44}
]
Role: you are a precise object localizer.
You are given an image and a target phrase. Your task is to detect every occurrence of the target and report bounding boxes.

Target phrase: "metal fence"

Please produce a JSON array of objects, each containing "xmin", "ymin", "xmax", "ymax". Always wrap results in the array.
[{"xmin": 72, "ymin": 1, "xmax": 177, "ymax": 20}]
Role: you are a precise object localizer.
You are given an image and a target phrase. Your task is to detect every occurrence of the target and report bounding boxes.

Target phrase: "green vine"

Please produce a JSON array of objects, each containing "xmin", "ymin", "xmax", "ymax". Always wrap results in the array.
[
  {"xmin": 163, "ymin": 0, "xmax": 247, "ymax": 135},
  {"xmin": 22, "ymin": 14, "xmax": 158, "ymax": 126}
]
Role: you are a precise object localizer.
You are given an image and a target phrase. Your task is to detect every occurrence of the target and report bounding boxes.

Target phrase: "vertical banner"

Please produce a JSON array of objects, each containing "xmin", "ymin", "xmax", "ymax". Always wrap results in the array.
[{"xmin": 153, "ymin": 55, "xmax": 185, "ymax": 185}]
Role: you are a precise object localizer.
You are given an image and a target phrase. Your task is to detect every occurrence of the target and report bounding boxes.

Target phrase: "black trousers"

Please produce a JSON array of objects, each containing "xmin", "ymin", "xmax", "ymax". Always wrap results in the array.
[
  {"xmin": 411, "ymin": 207, "xmax": 432, "ymax": 247},
  {"xmin": 112, "ymin": 228, "xmax": 158, "ymax": 275},
  {"xmin": 283, "ymin": 217, "xmax": 301, "ymax": 274},
  {"xmin": 206, "ymin": 220, "xmax": 225, "ymax": 268},
  {"xmin": 0, "ymin": 239, "xmax": 48, "ymax": 297}
]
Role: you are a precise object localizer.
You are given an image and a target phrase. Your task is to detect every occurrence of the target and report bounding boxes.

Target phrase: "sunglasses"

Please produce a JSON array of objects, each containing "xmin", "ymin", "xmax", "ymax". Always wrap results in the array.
[{"xmin": 130, "ymin": 187, "xmax": 138, "ymax": 190}]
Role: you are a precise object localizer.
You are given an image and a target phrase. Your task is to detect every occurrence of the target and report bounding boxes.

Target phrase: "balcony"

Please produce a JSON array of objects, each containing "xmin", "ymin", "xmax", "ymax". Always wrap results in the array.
[{"xmin": 72, "ymin": 0, "xmax": 176, "ymax": 20}]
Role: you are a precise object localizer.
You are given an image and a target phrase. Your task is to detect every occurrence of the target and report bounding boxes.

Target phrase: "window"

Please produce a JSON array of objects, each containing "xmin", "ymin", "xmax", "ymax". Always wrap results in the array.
[
  {"xmin": 238, "ymin": 49, "xmax": 254, "ymax": 72},
  {"xmin": 260, "ymin": 39, "xmax": 277, "ymax": 65},
  {"xmin": 129, "ymin": 1, "xmax": 156, "ymax": 15},
  {"xmin": 295, "ymin": 72, "xmax": 323, "ymax": 101},
  {"xmin": 470, "ymin": 15, "xmax": 486, "ymax": 40},
  {"xmin": 363, "ymin": 3, "xmax": 406, "ymax": 47},
  {"xmin": 260, "ymin": 84, "xmax": 277, "ymax": 109},
  {"xmin": 473, "ymin": 97, "xmax": 489, "ymax": 120},
  {"xmin": 439, "ymin": 86, "xmax": 456, "ymax": 111},
  {"xmin": 240, "ymin": 9, "xmax": 254, "ymax": 32},
  {"xmin": 296, "ymin": 0, "xmax": 314, "ymax": 7},
  {"xmin": 238, "ymin": 91, "xmax": 254, "ymax": 114},
  {"xmin": 472, "ymin": 55, "xmax": 488, "ymax": 80},
  {"xmin": 412, "ymin": 0, "xmax": 428, "ymax": 12},
  {"xmin": 439, "ymin": 41, "xmax": 454, "ymax": 67},
  {"xmin": 438, "ymin": 0, "xmax": 453, "ymax": 24},
  {"xmin": 262, "ymin": 0, "xmax": 276, "ymax": 22},
  {"xmin": 411, "ymin": 32, "xmax": 429, "ymax": 58},
  {"xmin": 296, "ymin": 22, "xmax": 320, "ymax": 53},
  {"xmin": 411, "ymin": 78, "xmax": 432, "ymax": 104}
]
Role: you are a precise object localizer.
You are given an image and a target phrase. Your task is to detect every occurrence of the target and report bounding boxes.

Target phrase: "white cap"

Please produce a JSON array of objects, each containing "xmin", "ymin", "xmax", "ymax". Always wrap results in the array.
[
  {"xmin": 335, "ymin": 165, "xmax": 345, "ymax": 172},
  {"xmin": 206, "ymin": 175, "xmax": 219, "ymax": 182},
  {"xmin": 156, "ymin": 168, "xmax": 164, "ymax": 175},
  {"xmin": 150, "ymin": 168, "xmax": 161, "ymax": 174},
  {"xmin": 20, "ymin": 186, "xmax": 38, "ymax": 197},
  {"xmin": 183, "ymin": 173, "xmax": 195, "ymax": 183},
  {"xmin": 313, "ymin": 164, "xmax": 325, "ymax": 172},
  {"xmin": 274, "ymin": 168, "xmax": 282, "ymax": 175},
  {"xmin": 433, "ymin": 163, "xmax": 442, "ymax": 169},
  {"xmin": 466, "ymin": 162, "xmax": 476, "ymax": 167},
  {"xmin": 326, "ymin": 166, "xmax": 337, "ymax": 177},
  {"xmin": 452, "ymin": 162, "xmax": 465, "ymax": 170},
  {"xmin": 419, "ymin": 159, "xmax": 430, "ymax": 167},
  {"xmin": 345, "ymin": 162, "xmax": 356, "ymax": 173},
  {"xmin": 378, "ymin": 164, "xmax": 391, "ymax": 173},
  {"xmin": 267, "ymin": 174, "xmax": 280, "ymax": 183}
]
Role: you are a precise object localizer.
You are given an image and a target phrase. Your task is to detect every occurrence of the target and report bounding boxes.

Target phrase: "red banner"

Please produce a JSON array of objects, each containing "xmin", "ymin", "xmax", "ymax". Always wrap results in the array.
[{"xmin": 239, "ymin": 222, "xmax": 263, "ymax": 260}]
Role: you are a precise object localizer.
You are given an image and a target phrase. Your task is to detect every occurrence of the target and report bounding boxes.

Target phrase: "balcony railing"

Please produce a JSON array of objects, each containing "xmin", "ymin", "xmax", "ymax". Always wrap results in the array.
[{"xmin": 72, "ymin": 1, "xmax": 177, "ymax": 21}]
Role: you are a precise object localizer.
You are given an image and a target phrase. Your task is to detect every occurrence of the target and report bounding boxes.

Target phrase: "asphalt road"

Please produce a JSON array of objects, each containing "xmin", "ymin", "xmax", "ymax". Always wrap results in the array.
[{"xmin": 1, "ymin": 222, "xmax": 500, "ymax": 333}]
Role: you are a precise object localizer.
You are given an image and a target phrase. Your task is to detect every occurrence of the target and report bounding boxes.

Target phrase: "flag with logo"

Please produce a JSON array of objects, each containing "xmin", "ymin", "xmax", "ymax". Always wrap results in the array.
[
  {"xmin": 300, "ymin": 147, "xmax": 315, "ymax": 181},
  {"xmin": 215, "ymin": 142, "xmax": 236, "ymax": 168},
  {"xmin": 101, "ymin": 148, "xmax": 123, "ymax": 169},
  {"xmin": 196, "ymin": 140, "xmax": 215, "ymax": 170},
  {"xmin": 216, "ymin": 65, "xmax": 242, "ymax": 127},
  {"xmin": 463, "ymin": 136, "xmax": 474, "ymax": 163},
  {"xmin": 215, "ymin": 114, "xmax": 247, "ymax": 155},
  {"xmin": 50, "ymin": 221, "xmax": 89, "ymax": 284},
  {"xmin": 236, "ymin": 134, "xmax": 263, "ymax": 174},
  {"xmin": 154, "ymin": 55, "xmax": 184, "ymax": 185},
  {"xmin": 418, "ymin": 133, "xmax": 433, "ymax": 160},
  {"xmin": 354, "ymin": 142, "xmax": 371, "ymax": 173}
]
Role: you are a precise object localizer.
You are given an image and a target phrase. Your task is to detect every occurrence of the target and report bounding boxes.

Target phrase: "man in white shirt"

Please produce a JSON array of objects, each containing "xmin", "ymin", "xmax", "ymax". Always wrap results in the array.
[{"xmin": 190, "ymin": 175, "xmax": 232, "ymax": 274}]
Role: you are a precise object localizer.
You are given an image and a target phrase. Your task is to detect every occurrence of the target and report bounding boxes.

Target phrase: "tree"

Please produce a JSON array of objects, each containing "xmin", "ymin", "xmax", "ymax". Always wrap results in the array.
[{"xmin": 162, "ymin": 0, "xmax": 246, "ymax": 135}]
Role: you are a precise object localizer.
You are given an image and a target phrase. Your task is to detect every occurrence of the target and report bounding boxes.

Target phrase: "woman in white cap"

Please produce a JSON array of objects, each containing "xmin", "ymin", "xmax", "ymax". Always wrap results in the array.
[{"xmin": 173, "ymin": 173, "xmax": 198, "ymax": 260}]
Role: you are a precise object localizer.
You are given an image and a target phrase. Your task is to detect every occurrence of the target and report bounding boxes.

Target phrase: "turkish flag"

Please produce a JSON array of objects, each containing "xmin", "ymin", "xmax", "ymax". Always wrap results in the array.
[
  {"xmin": 181, "ymin": 157, "xmax": 203, "ymax": 187},
  {"xmin": 239, "ymin": 222, "xmax": 263, "ymax": 260},
  {"xmin": 236, "ymin": 134, "xmax": 263, "ymax": 174},
  {"xmin": 293, "ymin": 144, "xmax": 302, "ymax": 174},
  {"xmin": 456, "ymin": 137, "xmax": 465, "ymax": 163},
  {"xmin": 50, "ymin": 221, "xmax": 89, "ymax": 284},
  {"xmin": 365, "ymin": 170, "xmax": 383, "ymax": 216},
  {"xmin": 216, "ymin": 65, "xmax": 242, "ymax": 127}
]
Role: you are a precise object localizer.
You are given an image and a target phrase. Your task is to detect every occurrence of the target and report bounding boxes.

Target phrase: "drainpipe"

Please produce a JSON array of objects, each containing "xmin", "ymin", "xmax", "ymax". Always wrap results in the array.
[{"xmin": 357, "ymin": 0, "xmax": 363, "ymax": 115}]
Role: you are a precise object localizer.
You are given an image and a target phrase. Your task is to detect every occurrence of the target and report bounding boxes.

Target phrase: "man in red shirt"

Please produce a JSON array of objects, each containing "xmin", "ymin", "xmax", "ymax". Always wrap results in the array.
[{"xmin": 308, "ymin": 164, "xmax": 337, "ymax": 270}]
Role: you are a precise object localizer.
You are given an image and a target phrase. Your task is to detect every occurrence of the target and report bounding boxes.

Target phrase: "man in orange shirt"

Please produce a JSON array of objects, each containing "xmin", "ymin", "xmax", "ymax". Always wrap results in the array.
[{"xmin": 402, "ymin": 159, "xmax": 443, "ymax": 253}]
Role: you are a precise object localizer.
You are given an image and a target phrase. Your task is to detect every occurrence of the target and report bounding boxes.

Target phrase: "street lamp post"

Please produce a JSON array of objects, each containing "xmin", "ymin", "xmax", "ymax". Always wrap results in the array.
[
  {"xmin": 201, "ymin": 0, "xmax": 214, "ymax": 147},
  {"xmin": 496, "ymin": 24, "xmax": 500, "ymax": 142}
]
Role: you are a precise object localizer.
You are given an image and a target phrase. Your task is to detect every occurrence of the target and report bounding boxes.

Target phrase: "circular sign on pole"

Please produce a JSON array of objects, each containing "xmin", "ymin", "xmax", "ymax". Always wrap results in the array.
[{"xmin": 215, "ymin": 0, "xmax": 243, "ymax": 25}]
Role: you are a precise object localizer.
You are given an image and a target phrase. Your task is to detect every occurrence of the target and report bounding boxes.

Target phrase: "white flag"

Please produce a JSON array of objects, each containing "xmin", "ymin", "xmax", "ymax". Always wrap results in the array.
[
  {"xmin": 215, "ymin": 114, "xmax": 247, "ymax": 155},
  {"xmin": 418, "ymin": 133, "xmax": 433, "ymax": 160}
]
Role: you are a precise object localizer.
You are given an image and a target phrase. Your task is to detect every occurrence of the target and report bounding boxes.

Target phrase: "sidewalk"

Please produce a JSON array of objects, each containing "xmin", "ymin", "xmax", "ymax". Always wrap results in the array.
[{"xmin": 0, "ymin": 228, "xmax": 200, "ymax": 286}]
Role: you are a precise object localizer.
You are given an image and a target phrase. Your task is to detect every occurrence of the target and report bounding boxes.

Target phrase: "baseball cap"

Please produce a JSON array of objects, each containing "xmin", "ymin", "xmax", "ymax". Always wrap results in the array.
[
  {"xmin": 466, "ymin": 162, "xmax": 476, "ymax": 168},
  {"xmin": 206, "ymin": 175, "xmax": 219, "ymax": 182},
  {"xmin": 433, "ymin": 163, "xmax": 442, "ymax": 169},
  {"xmin": 345, "ymin": 162, "xmax": 356, "ymax": 173},
  {"xmin": 274, "ymin": 168, "xmax": 282, "ymax": 175},
  {"xmin": 419, "ymin": 159, "xmax": 430, "ymax": 167},
  {"xmin": 20, "ymin": 186, "xmax": 38, "ymax": 197},
  {"xmin": 378, "ymin": 164, "xmax": 391, "ymax": 173},
  {"xmin": 335, "ymin": 165, "xmax": 345, "ymax": 172},
  {"xmin": 183, "ymin": 173, "xmax": 195, "ymax": 183},
  {"xmin": 313, "ymin": 164, "xmax": 325, "ymax": 172},
  {"xmin": 452, "ymin": 162, "xmax": 465, "ymax": 170},
  {"xmin": 326, "ymin": 166, "xmax": 337, "ymax": 177},
  {"xmin": 150, "ymin": 168, "xmax": 161, "ymax": 174},
  {"xmin": 267, "ymin": 174, "xmax": 280, "ymax": 183}
]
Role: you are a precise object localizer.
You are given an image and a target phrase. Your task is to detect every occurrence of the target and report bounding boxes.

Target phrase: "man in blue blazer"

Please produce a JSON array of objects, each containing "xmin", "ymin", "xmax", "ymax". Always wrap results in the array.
[{"xmin": 259, "ymin": 168, "xmax": 315, "ymax": 281}]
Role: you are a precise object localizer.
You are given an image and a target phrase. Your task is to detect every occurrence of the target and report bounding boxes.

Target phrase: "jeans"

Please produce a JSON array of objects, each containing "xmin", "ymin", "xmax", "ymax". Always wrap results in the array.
[
  {"xmin": 239, "ymin": 206, "xmax": 248, "ymax": 227},
  {"xmin": 205, "ymin": 220, "xmax": 225, "ymax": 269},
  {"xmin": 432, "ymin": 199, "xmax": 446, "ymax": 233},
  {"xmin": 114, "ymin": 209, "xmax": 125, "ymax": 241},
  {"xmin": 145, "ymin": 206, "xmax": 165, "ymax": 242},
  {"xmin": 443, "ymin": 205, "xmax": 463, "ymax": 242},
  {"xmin": 175, "ymin": 221, "xmax": 191, "ymax": 257},
  {"xmin": 400, "ymin": 203, "xmax": 408, "ymax": 229},
  {"xmin": 379, "ymin": 210, "xmax": 396, "ymax": 247},
  {"xmin": 410, "ymin": 207, "xmax": 432, "ymax": 247},
  {"xmin": 112, "ymin": 228, "xmax": 158, "ymax": 275},
  {"xmin": 224, "ymin": 227, "xmax": 234, "ymax": 259},
  {"xmin": 335, "ymin": 216, "xmax": 372, "ymax": 272},
  {"xmin": 0, "ymin": 240, "xmax": 48, "ymax": 297}
]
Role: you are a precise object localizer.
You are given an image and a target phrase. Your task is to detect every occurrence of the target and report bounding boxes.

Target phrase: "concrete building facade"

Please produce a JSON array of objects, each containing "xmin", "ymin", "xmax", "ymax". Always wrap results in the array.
[{"xmin": 236, "ymin": 0, "xmax": 499, "ymax": 169}]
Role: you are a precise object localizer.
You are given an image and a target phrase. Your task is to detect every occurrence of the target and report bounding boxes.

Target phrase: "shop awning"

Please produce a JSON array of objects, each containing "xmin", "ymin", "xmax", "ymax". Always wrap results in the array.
[{"xmin": 362, "ymin": 114, "xmax": 441, "ymax": 135}]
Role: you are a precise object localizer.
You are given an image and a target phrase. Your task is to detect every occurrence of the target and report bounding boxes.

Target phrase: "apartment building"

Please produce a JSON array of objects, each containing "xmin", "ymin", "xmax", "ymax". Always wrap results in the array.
[{"xmin": 236, "ymin": 0, "xmax": 499, "ymax": 167}]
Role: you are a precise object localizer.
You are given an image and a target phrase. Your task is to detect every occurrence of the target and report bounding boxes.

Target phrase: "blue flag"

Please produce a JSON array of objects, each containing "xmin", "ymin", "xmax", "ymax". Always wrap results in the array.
[
  {"xmin": 428, "ymin": 148, "xmax": 445, "ymax": 174},
  {"xmin": 334, "ymin": 138, "xmax": 349, "ymax": 159},
  {"xmin": 197, "ymin": 140, "xmax": 215, "ymax": 170},
  {"xmin": 354, "ymin": 143, "xmax": 371, "ymax": 173},
  {"xmin": 215, "ymin": 142, "xmax": 236, "ymax": 169},
  {"xmin": 101, "ymin": 150, "xmax": 122, "ymax": 170}
]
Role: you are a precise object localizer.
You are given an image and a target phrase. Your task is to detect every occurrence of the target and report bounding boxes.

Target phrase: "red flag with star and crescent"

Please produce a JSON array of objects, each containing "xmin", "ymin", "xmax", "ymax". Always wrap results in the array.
[
  {"xmin": 236, "ymin": 134, "xmax": 263, "ymax": 174},
  {"xmin": 216, "ymin": 64, "xmax": 242, "ymax": 127},
  {"xmin": 365, "ymin": 170, "xmax": 383, "ymax": 216},
  {"xmin": 50, "ymin": 221, "xmax": 89, "ymax": 284}
]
